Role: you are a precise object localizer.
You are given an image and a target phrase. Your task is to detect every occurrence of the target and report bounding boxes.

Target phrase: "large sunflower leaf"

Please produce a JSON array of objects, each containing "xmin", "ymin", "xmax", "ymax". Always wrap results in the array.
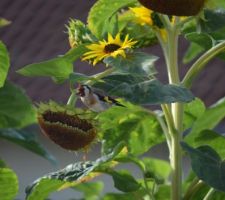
[
  {"xmin": 26, "ymin": 143, "xmax": 124, "ymax": 200},
  {"xmin": 17, "ymin": 57, "xmax": 73, "ymax": 83},
  {"xmin": 0, "ymin": 129, "xmax": 56, "ymax": 164},
  {"xmin": 97, "ymin": 102, "xmax": 164, "ymax": 155},
  {"xmin": 73, "ymin": 182, "xmax": 104, "ymax": 200},
  {"xmin": 0, "ymin": 167, "xmax": 18, "ymax": 200},
  {"xmin": 87, "ymin": 0, "xmax": 136, "ymax": 38},
  {"xmin": 181, "ymin": 142, "xmax": 225, "ymax": 192},
  {"xmin": 183, "ymin": 98, "xmax": 206, "ymax": 130},
  {"xmin": 185, "ymin": 97, "xmax": 225, "ymax": 145},
  {"xmin": 0, "ymin": 41, "xmax": 10, "ymax": 88},
  {"xmin": 93, "ymin": 74, "xmax": 194, "ymax": 105},
  {"xmin": 103, "ymin": 52, "xmax": 158, "ymax": 77},
  {"xmin": 0, "ymin": 81, "xmax": 36, "ymax": 128}
]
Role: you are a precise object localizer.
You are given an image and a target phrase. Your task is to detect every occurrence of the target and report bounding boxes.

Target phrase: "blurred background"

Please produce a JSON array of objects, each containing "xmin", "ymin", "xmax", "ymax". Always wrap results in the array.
[{"xmin": 0, "ymin": 0, "xmax": 225, "ymax": 199}]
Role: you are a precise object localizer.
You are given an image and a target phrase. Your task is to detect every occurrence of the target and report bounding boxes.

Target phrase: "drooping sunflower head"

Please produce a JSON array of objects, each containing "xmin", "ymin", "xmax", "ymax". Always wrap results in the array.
[
  {"xmin": 37, "ymin": 101, "xmax": 97, "ymax": 151},
  {"xmin": 82, "ymin": 33, "xmax": 137, "ymax": 66}
]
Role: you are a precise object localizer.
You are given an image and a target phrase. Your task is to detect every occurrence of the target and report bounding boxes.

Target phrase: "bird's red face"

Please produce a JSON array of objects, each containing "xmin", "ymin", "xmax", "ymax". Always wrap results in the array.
[{"xmin": 77, "ymin": 84, "xmax": 85, "ymax": 97}]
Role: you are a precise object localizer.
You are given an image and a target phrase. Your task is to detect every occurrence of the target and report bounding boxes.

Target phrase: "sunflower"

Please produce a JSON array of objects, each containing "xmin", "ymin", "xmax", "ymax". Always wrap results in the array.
[{"xmin": 82, "ymin": 33, "xmax": 137, "ymax": 66}]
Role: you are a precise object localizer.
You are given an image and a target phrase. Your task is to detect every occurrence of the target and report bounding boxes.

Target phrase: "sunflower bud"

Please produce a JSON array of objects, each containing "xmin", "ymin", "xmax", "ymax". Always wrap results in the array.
[
  {"xmin": 37, "ymin": 101, "xmax": 97, "ymax": 151},
  {"xmin": 138, "ymin": 0, "xmax": 205, "ymax": 16},
  {"xmin": 66, "ymin": 19, "xmax": 95, "ymax": 48}
]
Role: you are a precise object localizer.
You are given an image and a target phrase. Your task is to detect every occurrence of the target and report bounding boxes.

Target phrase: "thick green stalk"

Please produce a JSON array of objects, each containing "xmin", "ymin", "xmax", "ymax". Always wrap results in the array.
[
  {"xmin": 182, "ymin": 41, "xmax": 225, "ymax": 88},
  {"xmin": 163, "ymin": 17, "xmax": 183, "ymax": 200}
]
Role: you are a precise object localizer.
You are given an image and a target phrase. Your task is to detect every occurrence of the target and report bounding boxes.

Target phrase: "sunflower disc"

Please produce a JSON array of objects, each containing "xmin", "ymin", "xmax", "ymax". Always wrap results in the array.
[
  {"xmin": 138, "ymin": 0, "xmax": 205, "ymax": 16},
  {"xmin": 37, "ymin": 101, "xmax": 97, "ymax": 151}
]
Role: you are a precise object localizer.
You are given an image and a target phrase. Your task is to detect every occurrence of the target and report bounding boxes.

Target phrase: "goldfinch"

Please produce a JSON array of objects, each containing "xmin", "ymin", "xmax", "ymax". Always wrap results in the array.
[{"xmin": 77, "ymin": 84, "xmax": 124, "ymax": 112}]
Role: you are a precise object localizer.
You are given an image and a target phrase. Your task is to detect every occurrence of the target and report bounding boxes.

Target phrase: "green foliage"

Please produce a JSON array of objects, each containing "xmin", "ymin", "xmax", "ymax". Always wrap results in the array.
[
  {"xmin": 183, "ymin": 98, "xmax": 206, "ymax": 130},
  {"xmin": 0, "ymin": 18, "xmax": 11, "ymax": 28},
  {"xmin": 0, "ymin": 167, "xmax": 18, "ymax": 200},
  {"xmin": 0, "ymin": 129, "xmax": 56, "ymax": 163},
  {"xmin": 181, "ymin": 142, "xmax": 225, "ymax": 192},
  {"xmin": 73, "ymin": 182, "xmax": 104, "ymax": 200},
  {"xmin": 17, "ymin": 57, "xmax": 73, "ymax": 83},
  {"xmin": 103, "ymin": 52, "xmax": 158, "ymax": 77},
  {"xmin": 185, "ymin": 97, "xmax": 225, "ymax": 143},
  {"xmin": 94, "ymin": 75, "xmax": 194, "ymax": 105},
  {"xmin": 108, "ymin": 169, "xmax": 141, "ymax": 192},
  {"xmin": 0, "ymin": 41, "xmax": 10, "ymax": 88},
  {"xmin": 0, "ymin": 81, "xmax": 36, "ymax": 128},
  {"xmin": 26, "ymin": 143, "xmax": 124, "ymax": 200},
  {"xmin": 142, "ymin": 158, "xmax": 171, "ymax": 184},
  {"xmin": 87, "ymin": 0, "xmax": 137, "ymax": 38},
  {"xmin": 97, "ymin": 103, "xmax": 164, "ymax": 155}
]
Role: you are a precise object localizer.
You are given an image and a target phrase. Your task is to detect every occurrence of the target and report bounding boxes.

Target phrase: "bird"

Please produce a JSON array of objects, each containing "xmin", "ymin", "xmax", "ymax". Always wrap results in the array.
[{"xmin": 76, "ymin": 84, "xmax": 124, "ymax": 112}]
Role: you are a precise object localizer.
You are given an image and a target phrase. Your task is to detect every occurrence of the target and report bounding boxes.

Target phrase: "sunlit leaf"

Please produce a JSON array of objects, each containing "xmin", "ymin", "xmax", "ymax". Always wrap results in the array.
[
  {"xmin": 142, "ymin": 158, "xmax": 171, "ymax": 184},
  {"xmin": 183, "ymin": 98, "xmax": 206, "ymax": 130},
  {"xmin": 104, "ymin": 52, "xmax": 158, "ymax": 77},
  {"xmin": 98, "ymin": 102, "xmax": 164, "ymax": 155},
  {"xmin": 73, "ymin": 182, "xmax": 104, "ymax": 200},
  {"xmin": 0, "ymin": 18, "xmax": 11, "ymax": 28},
  {"xmin": 0, "ymin": 129, "xmax": 56, "ymax": 164},
  {"xmin": 181, "ymin": 142, "xmax": 225, "ymax": 192},
  {"xmin": 185, "ymin": 97, "xmax": 225, "ymax": 143},
  {"xmin": 0, "ymin": 168, "xmax": 18, "ymax": 200},
  {"xmin": 155, "ymin": 185, "xmax": 170, "ymax": 200},
  {"xmin": 94, "ymin": 74, "xmax": 194, "ymax": 105},
  {"xmin": 0, "ymin": 81, "xmax": 36, "ymax": 128},
  {"xmin": 0, "ymin": 41, "xmax": 10, "ymax": 88},
  {"xmin": 183, "ymin": 43, "xmax": 204, "ymax": 64},
  {"xmin": 26, "ymin": 143, "xmax": 124, "ymax": 200},
  {"xmin": 88, "ymin": 0, "xmax": 136, "ymax": 38},
  {"xmin": 17, "ymin": 57, "xmax": 73, "ymax": 83}
]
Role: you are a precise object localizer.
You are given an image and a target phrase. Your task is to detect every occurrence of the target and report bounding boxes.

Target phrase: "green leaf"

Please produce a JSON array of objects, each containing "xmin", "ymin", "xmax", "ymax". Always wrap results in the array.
[
  {"xmin": 0, "ymin": 18, "xmax": 11, "ymax": 28},
  {"xmin": 17, "ymin": 57, "xmax": 73, "ymax": 83},
  {"xmin": 0, "ymin": 159, "xmax": 6, "ymax": 168},
  {"xmin": 69, "ymin": 72, "xmax": 97, "ymax": 84},
  {"xmin": 0, "ymin": 168, "xmax": 18, "ymax": 200},
  {"xmin": 142, "ymin": 158, "xmax": 171, "ymax": 184},
  {"xmin": 26, "ymin": 143, "xmax": 124, "ymax": 200},
  {"xmin": 0, "ymin": 129, "xmax": 56, "ymax": 164},
  {"xmin": 183, "ymin": 98, "xmax": 206, "ymax": 130},
  {"xmin": 73, "ymin": 182, "xmax": 104, "ymax": 200},
  {"xmin": 206, "ymin": 0, "xmax": 225, "ymax": 9},
  {"xmin": 87, "ymin": 0, "xmax": 136, "ymax": 38},
  {"xmin": 97, "ymin": 102, "xmax": 164, "ymax": 155},
  {"xmin": 108, "ymin": 170, "xmax": 140, "ymax": 192},
  {"xmin": 185, "ymin": 97, "xmax": 225, "ymax": 143},
  {"xmin": 102, "ymin": 193, "xmax": 139, "ymax": 200},
  {"xmin": 0, "ymin": 41, "xmax": 10, "ymax": 88},
  {"xmin": 181, "ymin": 142, "xmax": 225, "ymax": 192},
  {"xmin": 185, "ymin": 32, "xmax": 214, "ymax": 50},
  {"xmin": 155, "ymin": 185, "xmax": 170, "ymax": 200},
  {"xmin": 0, "ymin": 81, "xmax": 36, "ymax": 128},
  {"xmin": 200, "ymin": 9, "xmax": 225, "ymax": 33},
  {"xmin": 183, "ymin": 43, "xmax": 204, "ymax": 64},
  {"xmin": 63, "ymin": 45, "xmax": 88, "ymax": 63},
  {"xmin": 94, "ymin": 75, "xmax": 194, "ymax": 105},
  {"xmin": 103, "ymin": 52, "xmax": 158, "ymax": 77},
  {"xmin": 185, "ymin": 130, "xmax": 225, "ymax": 158}
]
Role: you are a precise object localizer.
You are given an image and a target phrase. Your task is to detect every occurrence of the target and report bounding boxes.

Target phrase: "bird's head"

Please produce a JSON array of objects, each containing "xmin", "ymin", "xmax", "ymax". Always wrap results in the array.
[{"xmin": 77, "ymin": 84, "xmax": 92, "ymax": 97}]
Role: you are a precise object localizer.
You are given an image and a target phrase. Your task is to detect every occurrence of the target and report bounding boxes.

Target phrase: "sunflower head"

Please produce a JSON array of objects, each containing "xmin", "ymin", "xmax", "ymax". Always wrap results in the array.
[
  {"xmin": 66, "ymin": 19, "xmax": 95, "ymax": 48},
  {"xmin": 82, "ymin": 33, "xmax": 137, "ymax": 66},
  {"xmin": 37, "ymin": 101, "xmax": 97, "ymax": 151},
  {"xmin": 138, "ymin": 0, "xmax": 205, "ymax": 16}
]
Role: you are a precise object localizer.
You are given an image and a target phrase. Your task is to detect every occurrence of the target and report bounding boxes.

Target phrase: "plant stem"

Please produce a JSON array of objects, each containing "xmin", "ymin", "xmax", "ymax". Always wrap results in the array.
[
  {"xmin": 203, "ymin": 188, "xmax": 215, "ymax": 200},
  {"xmin": 182, "ymin": 41, "xmax": 225, "ymax": 88},
  {"xmin": 166, "ymin": 21, "xmax": 183, "ymax": 200},
  {"xmin": 183, "ymin": 180, "xmax": 204, "ymax": 200},
  {"xmin": 67, "ymin": 89, "xmax": 77, "ymax": 107}
]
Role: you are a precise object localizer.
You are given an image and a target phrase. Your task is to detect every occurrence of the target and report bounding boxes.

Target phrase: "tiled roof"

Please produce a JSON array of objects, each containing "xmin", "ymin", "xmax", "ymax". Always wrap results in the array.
[{"xmin": 0, "ymin": 0, "xmax": 224, "ymax": 106}]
